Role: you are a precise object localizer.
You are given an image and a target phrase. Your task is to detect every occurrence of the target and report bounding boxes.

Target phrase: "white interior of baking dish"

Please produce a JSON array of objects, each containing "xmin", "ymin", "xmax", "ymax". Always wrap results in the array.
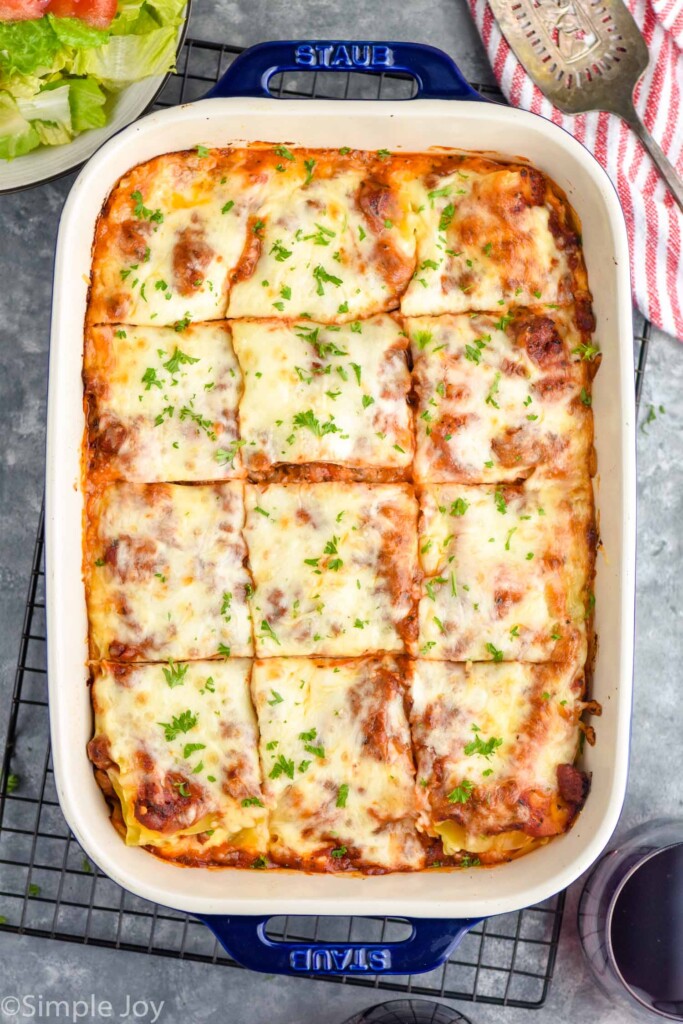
[{"xmin": 46, "ymin": 97, "xmax": 635, "ymax": 918}]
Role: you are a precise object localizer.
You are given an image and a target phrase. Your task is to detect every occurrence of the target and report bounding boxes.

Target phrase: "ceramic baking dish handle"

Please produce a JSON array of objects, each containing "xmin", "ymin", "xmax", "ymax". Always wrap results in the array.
[
  {"xmin": 197, "ymin": 914, "xmax": 481, "ymax": 976},
  {"xmin": 205, "ymin": 40, "xmax": 485, "ymax": 101}
]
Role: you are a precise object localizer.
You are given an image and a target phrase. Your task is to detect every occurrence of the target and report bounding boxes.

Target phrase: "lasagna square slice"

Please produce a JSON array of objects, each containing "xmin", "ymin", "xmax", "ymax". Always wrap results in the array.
[
  {"xmin": 232, "ymin": 316, "xmax": 412, "ymax": 478},
  {"xmin": 84, "ymin": 322, "xmax": 243, "ymax": 483},
  {"xmin": 86, "ymin": 482, "xmax": 253, "ymax": 661},
  {"xmin": 244, "ymin": 482, "xmax": 420, "ymax": 657},
  {"xmin": 417, "ymin": 475, "xmax": 594, "ymax": 662},
  {"xmin": 252, "ymin": 656, "xmax": 424, "ymax": 872},
  {"xmin": 88, "ymin": 659, "xmax": 267, "ymax": 865},
  {"xmin": 87, "ymin": 148, "xmax": 277, "ymax": 327},
  {"xmin": 227, "ymin": 150, "xmax": 415, "ymax": 322},
  {"xmin": 401, "ymin": 157, "xmax": 593, "ymax": 317},
  {"xmin": 406, "ymin": 308, "xmax": 596, "ymax": 483},
  {"xmin": 409, "ymin": 658, "xmax": 589, "ymax": 863}
]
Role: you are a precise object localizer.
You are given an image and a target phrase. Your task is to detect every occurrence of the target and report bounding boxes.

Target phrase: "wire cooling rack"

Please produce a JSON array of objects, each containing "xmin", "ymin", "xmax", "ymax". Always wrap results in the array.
[{"xmin": 0, "ymin": 37, "xmax": 652, "ymax": 1012}]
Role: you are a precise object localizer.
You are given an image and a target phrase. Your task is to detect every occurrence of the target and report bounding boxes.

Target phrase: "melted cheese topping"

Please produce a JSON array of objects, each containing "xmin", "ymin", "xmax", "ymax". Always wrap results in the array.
[
  {"xmin": 406, "ymin": 309, "xmax": 594, "ymax": 483},
  {"xmin": 232, "ymin": 316, "xmax": 413, "ymax": 475},
  {"xmin": 86, "ymin": 482, "xmax": 253, "ymax": 660},
  {"xmin": 417, "ymin": 474, "xmax": 593, "ymax": 662},
  {"xmin": 226, "ymin": 156, "xmax": 415, "ymax": 322},
  {"xmin": 244, "ymin": 483, "xmax": 419, "ymax": 657},
  {"xmin": 84, "ymin": 322, "xmax": 243, "ymax": 482},
  {"xmin": 90, "ymin": 660, "xmax": 266, "ymax": 862},
  {"xmin": 401, "ymin": 165, "xmax": 585, "ymax": 316},
  {"xmin": 252, "ymin": 656, "xmax": 424, "ymax": 871},
  {"xmin": 410, "ymin": 659, "xmax": 584, "ymax": 856},
  {"xmin": 88, "ymin": 149, "xmax": 282, "ymax": 326},
  {"xmin": 84, "ymin": 146, "xmax": 598, "ymax": 873}
]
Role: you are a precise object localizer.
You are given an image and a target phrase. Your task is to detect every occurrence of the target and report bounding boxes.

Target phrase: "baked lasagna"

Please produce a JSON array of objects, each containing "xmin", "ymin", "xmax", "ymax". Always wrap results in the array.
[{"xmin": 84, "ymin": 144, "xmax": 599, "ymax": 872}]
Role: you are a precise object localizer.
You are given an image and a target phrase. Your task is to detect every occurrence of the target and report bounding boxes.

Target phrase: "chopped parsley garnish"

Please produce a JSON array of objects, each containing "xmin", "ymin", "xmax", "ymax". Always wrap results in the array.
[
  {"xmin": 275, "ymin": 145, "xmax": 295, "ymax": 161},
  {"xmin": 196, "ymin": 144, "xmax": 209, "ymax": 157},
  {"xmin": 427, "ymin": 186, "xmax": 451, "ymax": 205},
  {"xmin": 268, "ymin": 690, "xmax": 284, "ymax": 706},
  {"xmin": 494, "ymin": 489, "xmax": 507, "ymax": 515},
  {"xmin": 450, "ymin": 497, "xmax": 469, "ymax": 516},
  {"xmin": 330, "ymin": 846, "xmax": 347, "ymax": 857},
  {"xmin": 362, "ymin": 395, "xmax": 375, "ymax": 409},
  {"xmin": 303, "ymin": 157, "xmax": 316, "ymax": 185},
  {"xmin": 260, "ymin": 620, "xmax": 281, "ymax": 646},
  {"xmin": 130, "ymin": 190, "xmax": 164, "ymax": 224},
  {"xmin": 183, "ymin": 742, "xmax": 206, "ymax": 759},
  {"xmin": 336, "ymin": 783, "xmax": 350, "ymax": 808},
  {"xmin": 270, "ymin": 755, "xmax": 295, "ymax": 780},
  {"xmin": 493, "ymin": 313, "xmax": 513, "ymax": 332},
  {"xmin": 504, "ymin": 527, "xmax": 517, "ymax": 551},
  {"xmin": 293, "ymin": 409, "xmax": 340, "ymax": 437},
  {"xmin": 141, "ymin": 367, "xmax": 162, "ymax": 391},
  {"xmin": 376, "ymin": 149, "xmax": 391, "ymax": 159},
  {"xmin": 313, "ymin": 265, "xmax": 343, "ymax": 295},
  {"xmin": 221, "ymin": 200, "xmax": 235, "ymax": 214},
  {"xmin": 304, "ymin": 743, "xmax": 325, "ymax": 759},
  {"xmin": 464, "ymin": 726, "xmax": 503, "ymax": 758},
  {"xmin": 460, "ymin": 855, "xmax": 481, "ymax": 868},
  {"xmin": 447, "ymin": 779, "xmax": 474, "ymax": 803},
  {"xmin": 242, "ymin": 796, "xmax": 264, "ymax": 807},
  {"xmin": 485, "ymin": 371, "xmax": 501, "ymax": 409},
  {"xmin": 163, "ymin": 659, "xmax": 188, "ymax": 688},
  {"xmin": 270, "ymin": 239, "xmax": 292, "ymax": 262},
  {"xmin": 173, "ymin": 314, "xmax": 192, "ymax": 333},
  {"xmin": 572, "ymin": 342, "xmax": 600, "ymax": 361},
  {"xmin": 159, "ymin": 710, "xmax": 197, "ymax": 742},
  {"xmin": 464, "ymin": 334, "xmax": 490, "ymax": 364},
  {"xmin": 163, "ymin": 347, "xmax": 200, "ymax": 375},
  {"xmin": 217, "ymin": 643, "xmax": 231, "ymax": 658},
  {"xmin": 485, "ymin": 642, "xmax": 504, "ymax": 662},
  {"xmin": 215, "ymin": 438, "xmax": 247, "ymax": 467},
  {"xmin": 580, "ymin": 387, "xmax": 592, "ymax": 407},
  {"xmin": 438, "ymin": 203, "xmax": 455, "ymax": 232},
  {"xmin": 414, "ymin": 329, "xmax": 433, "ymax": 350}
]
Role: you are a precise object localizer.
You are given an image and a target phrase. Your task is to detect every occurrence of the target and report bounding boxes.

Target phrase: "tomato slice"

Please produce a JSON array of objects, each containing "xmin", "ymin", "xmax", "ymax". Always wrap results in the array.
[
  {"xmin": 0, "ymin": 0, "xmax": 50, "ymax": 20},
  {"xmin": 46, "ymin": 0, "xmax": 117, "ymax": 28}
]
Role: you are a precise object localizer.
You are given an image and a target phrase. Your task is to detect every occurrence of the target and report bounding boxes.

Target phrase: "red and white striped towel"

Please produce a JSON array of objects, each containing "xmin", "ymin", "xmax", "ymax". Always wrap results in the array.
[{"xmin": 467, "ymin": 0, "xmax": 683, "ymax": 340}]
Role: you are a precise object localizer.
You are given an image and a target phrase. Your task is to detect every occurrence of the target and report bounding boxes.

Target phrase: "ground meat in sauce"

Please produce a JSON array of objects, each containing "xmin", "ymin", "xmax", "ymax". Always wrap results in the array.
[
  {"xmin": 231, "ymin": 220, "xmax": 262, "ymax": 283},
  {"xmin": 118, "ymin": 220, "xmax": 152, "ymax": 261},
  {"xmin": 95, "ymin": 420, "xmax": 127, "ymax": 455},
  {"xmin": 134, "ymin": 774, "xmax": 203, "ymax": 834},
  {"xmin": 172, "ymin": 226, "xmax": 214, "ymax": 294},
  {"xmin": 557, "ymin": 763, "xmax": 590, "ymax": 805}
]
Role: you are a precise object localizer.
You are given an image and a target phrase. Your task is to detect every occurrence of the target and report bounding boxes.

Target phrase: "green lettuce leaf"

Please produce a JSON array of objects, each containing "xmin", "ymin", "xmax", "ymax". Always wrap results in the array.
[
  {"xmin": 68, "ymin": 76, "xmax": 107, "ymax": 132},
  {"xmin": 70, "ymin": 25, "xmax": 178, "ymax": 86},
  {"xmin": 0, "ymin": 92, "xmax": 40, "ymax": 160},
  {"xmin": 47, "ymin": 15, "xmax": 111, "ymax": 51},
  {"xmin": 17, "ymin": 82, "xmax": 73, "ymax": 147},
  {"xmin": 0, "ymin": 18, "xmax": 62, "ymax": 77}
]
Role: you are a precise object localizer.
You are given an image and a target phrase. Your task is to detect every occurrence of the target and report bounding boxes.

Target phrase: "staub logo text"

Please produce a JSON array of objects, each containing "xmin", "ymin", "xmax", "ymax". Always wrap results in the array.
[
  {"xmin": 289, "ymin": 946, "xmax": 392, "ymax": 972},
  {"xmin": 294, "ymin": 44, "xmax": 395, "ymax": 69}
]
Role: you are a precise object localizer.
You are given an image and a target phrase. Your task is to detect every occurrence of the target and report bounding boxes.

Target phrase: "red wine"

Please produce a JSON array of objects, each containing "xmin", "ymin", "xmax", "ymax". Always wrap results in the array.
[{"xmin": 610, "ymin": 843, "xmax": 683, "ymax": 1016}]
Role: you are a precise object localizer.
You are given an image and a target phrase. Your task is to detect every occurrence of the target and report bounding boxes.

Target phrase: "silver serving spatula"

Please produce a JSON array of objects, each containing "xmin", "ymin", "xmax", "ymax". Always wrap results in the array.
[{"xmin": 485, "ymin": 0, "xmax": 683, "ymax": 212}]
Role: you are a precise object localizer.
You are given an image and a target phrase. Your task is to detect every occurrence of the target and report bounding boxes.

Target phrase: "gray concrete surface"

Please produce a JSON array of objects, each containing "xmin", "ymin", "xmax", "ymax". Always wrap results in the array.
[{"xmin": 1, "ymin": 1, "xmax": 682, "ymax": 1022}]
